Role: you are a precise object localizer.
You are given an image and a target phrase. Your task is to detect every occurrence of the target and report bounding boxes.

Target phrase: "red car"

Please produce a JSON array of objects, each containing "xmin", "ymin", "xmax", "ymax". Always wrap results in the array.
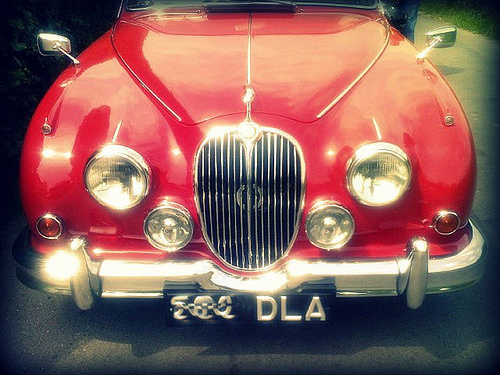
[{"xmin": 14, "ymin": 0, "xmax": 485, "ymax": 322}]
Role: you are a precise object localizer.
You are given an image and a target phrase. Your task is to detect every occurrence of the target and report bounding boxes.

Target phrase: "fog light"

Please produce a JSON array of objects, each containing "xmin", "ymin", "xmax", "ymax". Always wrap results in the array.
[
  {"xmin": 45, "ymin": 251, "xmax": 79, "ymax": 281},
  {"xmin": 36, "ymin": 214, "xmax": 63, "ymax": 239},
  {"xmin": 144, "ymin": 202, "xmax": 193, "ymax": 251},
  {"xmin": 434, "ymin": 211, "xmax": 460, "ymax": 235},
  {"xmin": 306, "ymin": 202, "xmax": 355, "ymax": 250}
]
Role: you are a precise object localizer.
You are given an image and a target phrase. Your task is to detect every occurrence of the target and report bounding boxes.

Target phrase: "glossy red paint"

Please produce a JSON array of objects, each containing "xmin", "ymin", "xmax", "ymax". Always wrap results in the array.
[
  {"xmin": 113, "ymin": 8, "xmax": 387, "ymax": 124},
  {"xmin": 20, "ymin": 5, "xmax": 476, "ymax": 275}
]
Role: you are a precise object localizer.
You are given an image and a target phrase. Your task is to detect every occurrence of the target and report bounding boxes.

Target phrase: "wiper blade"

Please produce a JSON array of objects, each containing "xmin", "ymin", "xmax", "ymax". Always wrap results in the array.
[{"xmin": 204, "ymin": 1, "xmax": 297, "ymax": 13}]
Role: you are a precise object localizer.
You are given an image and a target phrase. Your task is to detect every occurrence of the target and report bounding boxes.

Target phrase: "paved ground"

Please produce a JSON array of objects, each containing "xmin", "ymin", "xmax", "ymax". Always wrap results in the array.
[{"xmin": 0, "ymin": 14, "xmax": 498, "ymax": 375}]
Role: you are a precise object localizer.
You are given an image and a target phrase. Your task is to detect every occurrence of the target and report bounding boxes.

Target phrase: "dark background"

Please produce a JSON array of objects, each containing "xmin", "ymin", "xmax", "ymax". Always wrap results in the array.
[{"xmin": 0, "ymin": 0, "xmax": 119, "ymax": 214}]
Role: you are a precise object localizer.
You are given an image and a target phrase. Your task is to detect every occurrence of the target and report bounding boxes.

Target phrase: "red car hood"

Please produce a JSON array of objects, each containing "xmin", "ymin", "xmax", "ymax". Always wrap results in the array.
[{"xmin": 112, "ymin": 8, "xmax": 388, "ymax": 124}]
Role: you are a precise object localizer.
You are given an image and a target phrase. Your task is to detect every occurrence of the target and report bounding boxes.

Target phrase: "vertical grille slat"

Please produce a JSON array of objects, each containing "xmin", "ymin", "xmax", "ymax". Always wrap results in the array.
[
  {"xmin": 227, "ymin": 133, "xmax": 234, "ymax": 265},
  {"xmin": 207, "ymin": 141, "xmax": 214, "ymax": 244},
  {"xmin": 267, "ymin": 133, "xmax": 271, "ymax": 265},
  {"xmin": 220, "ymin": 136, "xmax": 227, "ymax": 261},
  {"xmin": 238, "ymin": 142, "xmax": 245, "ymax": 268},
  {"xmin": 196, "ymin": 129, "xmax": 303, "ymax": 270},
  {"xmin": 260, "ymin": 139, "xmax": 265, "ymax": 268},
  {"xmin": 273, "ymin": 133, "xmax": 278, "ymax": 262},
  {"xmin": 279, "ymin": 137, "xmax": 284, "ymax": 257}
]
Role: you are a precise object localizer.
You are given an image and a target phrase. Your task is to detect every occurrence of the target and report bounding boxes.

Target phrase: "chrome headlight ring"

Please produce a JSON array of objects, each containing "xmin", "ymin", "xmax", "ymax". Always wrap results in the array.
[
  {"xmin": 144, "ymin": 202, "xmax": 194, "ymax": 252},
  {"xmin": 346, "ymin": 142, "xmax": 411, "ymax": 207},
  {"xmin": 306, "ymin": 201, "xmax": 355, "ymax": 250},
  {"xmin": 84, "ymin": 145, "xmax": 150, "ymax": 210}
]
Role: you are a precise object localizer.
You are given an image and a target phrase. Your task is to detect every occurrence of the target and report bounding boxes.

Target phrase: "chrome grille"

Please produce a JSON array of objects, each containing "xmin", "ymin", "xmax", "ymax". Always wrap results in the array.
[{"xmin": 195, "ymin": 129, "xmax": 304, "ymax": 270}]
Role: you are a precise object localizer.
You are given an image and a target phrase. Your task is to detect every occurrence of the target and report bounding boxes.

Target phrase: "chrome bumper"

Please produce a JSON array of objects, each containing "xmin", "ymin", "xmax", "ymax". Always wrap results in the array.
[{"xmin": 13, "ymin": 221, "xmax": 486, "ymax": 310}]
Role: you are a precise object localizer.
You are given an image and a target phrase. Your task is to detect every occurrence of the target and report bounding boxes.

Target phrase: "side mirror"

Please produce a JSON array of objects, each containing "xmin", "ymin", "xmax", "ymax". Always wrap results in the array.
[
  {"xmin": 425, "ymin": 26, "xmax": 457, "ymax": 48},
  {"xmin": 37, "ymin": 33, "xmax": 79, "ymax": 66},
  {"xmin": 37, "ymin": 33, "xmax": 72, "ymax": 56},
  {"xmin": 417, "ymin": 25, "xmax": 457, "ymax": 62}
]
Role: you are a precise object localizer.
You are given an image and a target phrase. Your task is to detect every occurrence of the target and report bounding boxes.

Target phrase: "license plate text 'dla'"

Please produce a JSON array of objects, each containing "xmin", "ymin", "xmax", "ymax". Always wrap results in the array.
[{"xmin": 257, "ymin": 296, "xmax": 326, "ymax": 322}]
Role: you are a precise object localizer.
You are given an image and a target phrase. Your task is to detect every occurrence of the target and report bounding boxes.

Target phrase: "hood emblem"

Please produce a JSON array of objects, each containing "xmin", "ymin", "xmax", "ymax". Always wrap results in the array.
[
  {"xmin": 236, "ymin": 120, "xmax": 260, "ymax": 146},
  {"xmin": 236, "ymin": 184, "xmax": 263, "ymax": 209}
]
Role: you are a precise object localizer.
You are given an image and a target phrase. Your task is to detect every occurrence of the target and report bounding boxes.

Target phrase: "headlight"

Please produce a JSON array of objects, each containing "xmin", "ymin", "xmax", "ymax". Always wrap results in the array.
[
  {"xmin": 144, "ymin": 203, "xmax": 193, "ymax": 251},
  {"xmin": 347, "ymin": 143, "xmax": 411, "ymax": 206},
  {"xmin": 85, "ymin": 145, "xmax": 150, "ymax": 210},
  {"xmin": 306, "ymin": 202, "xmax": 355, "ymax": 250}
]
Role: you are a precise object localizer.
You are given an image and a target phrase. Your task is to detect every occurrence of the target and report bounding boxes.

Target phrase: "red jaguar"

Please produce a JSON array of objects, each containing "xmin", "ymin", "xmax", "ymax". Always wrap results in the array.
[{"xmin": 13, "ymin": 0, "xmax": 485, "ymax": 322}]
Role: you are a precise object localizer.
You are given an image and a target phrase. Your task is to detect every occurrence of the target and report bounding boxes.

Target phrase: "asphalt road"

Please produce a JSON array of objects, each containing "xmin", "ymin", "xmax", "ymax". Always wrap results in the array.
[{"xmin": 1, "ymin": 14, "xmax": 499, "ymax": 375}]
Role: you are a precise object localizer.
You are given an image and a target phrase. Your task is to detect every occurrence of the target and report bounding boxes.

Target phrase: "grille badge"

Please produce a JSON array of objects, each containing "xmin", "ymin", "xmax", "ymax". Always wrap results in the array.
[
  {"xmin": 236, "ymin": 120, "xmax": 261, "ymax": 147},
  {"xmin": 236, "ymin": 184, "xmax": 263, "ymax": 209}
]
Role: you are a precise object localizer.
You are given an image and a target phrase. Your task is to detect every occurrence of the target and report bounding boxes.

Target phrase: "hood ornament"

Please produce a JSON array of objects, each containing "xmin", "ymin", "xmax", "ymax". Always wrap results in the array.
[
  {"xmin": 243, "ymin": 84, "xmax": 256, "ymax": 105},
  {"xmin": 237, "ymin": 84, "xmax": 260, "ymax": 146},
  {"xmin": 242, "ymin": 84, "xmax": 256, "ymax": 121},
  {"xmin": 236, "ymin": 14, "xmax": 260, "ymax": 147}
]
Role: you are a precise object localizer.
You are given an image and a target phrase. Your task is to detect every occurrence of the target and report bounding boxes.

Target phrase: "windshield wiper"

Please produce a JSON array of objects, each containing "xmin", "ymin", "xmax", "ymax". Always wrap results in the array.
[{"xmin": 204, "ymin": 1, "xmax": 297, "ymax": 13}]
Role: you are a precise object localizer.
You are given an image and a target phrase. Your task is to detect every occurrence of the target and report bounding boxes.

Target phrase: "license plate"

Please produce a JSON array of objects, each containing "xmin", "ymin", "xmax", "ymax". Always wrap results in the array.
[{"xmin": 164, "ymin": 293, "xmax": 332, "ymax": 323}]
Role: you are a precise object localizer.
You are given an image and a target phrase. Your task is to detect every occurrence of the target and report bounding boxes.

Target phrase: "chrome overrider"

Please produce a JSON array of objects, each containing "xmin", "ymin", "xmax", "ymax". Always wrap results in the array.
[{"xmin": 13, "ymin": 221, "xmax": 486, "ymax": 310}]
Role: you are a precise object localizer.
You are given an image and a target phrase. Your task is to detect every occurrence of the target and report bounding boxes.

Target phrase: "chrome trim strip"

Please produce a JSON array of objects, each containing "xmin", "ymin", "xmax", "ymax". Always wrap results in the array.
[
  {"xmin": 279, "ymin": 136, "xmax": 284, "ymax": 257},
  {"xmin": 111, "ymin": 120, "xmax": 123, "ymax": 143},
  {"xmin": 287, "ymin": 140, "xmax": 290, "ymax": 242},
  {"xmin": 254, "ymin": 143, "xmax": 259, "ymax": 267},
  {"xmin": 227, "ymin": 132, "xmax": 233, "ymax": 264},
  {"xmin": 317, "ymin": 20, "xmax": 391, "ymax": 118},
  {"xmin": 273, "ymin": 133, "xmax": 278, "ymax": 261},
  {"xmin": 247, "ymin": 14, "xmax": 252, "ymax": 87},
  {"xmin": 246, "ymin": 135, "xmax": 253, "ymax": 268},
  {"xmin": 267, "ymin": 133, "xmax": 271, "ymax": 266},
  {"xmin": 111, "ymin": 33, "xmax": 183, "ymax": 122},
  {"xmin": 117, "ymin": 0, "xmax": 125, "ymax": 18},
  {"xmin": 102, "ymin": 291, "xmax": 163, "ymax": 298},
  {"xmin": 207, "ymin": 141, "xmax": 214, "ymax": 243},
  {"xmin": 260, "ymin": 138, "xmax": 265, "ymax": 268},
  {"xmin": 244, "ymin": 14, "xmax": 254, "ymax": 122},
  {"xmin": 238, "ymin": 141, "xmax": 244, "ymax": 267},
  {"xmin": 220, "ymin": 135, "xmax": 228, "ymax": 260},
  {"xmin": 214, "ymin": 139, "xmax": 221, "ymax": 250}
]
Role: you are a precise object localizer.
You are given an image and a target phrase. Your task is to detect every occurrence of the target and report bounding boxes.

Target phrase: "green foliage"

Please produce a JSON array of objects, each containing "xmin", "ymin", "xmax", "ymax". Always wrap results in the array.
[
  {"xmin": 420, "ymin": 0, "xmax": 500, "ymax": 39},
  {"xmin": 0, "ymin": 0, "xmax": 119, "ymax": 158}
]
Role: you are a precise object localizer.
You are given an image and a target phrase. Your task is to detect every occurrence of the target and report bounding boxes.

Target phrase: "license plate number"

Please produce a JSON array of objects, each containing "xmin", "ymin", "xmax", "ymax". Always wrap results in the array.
[{"xmin": 166, "ymin": 294, "xmax": 331, "ymax": 323}]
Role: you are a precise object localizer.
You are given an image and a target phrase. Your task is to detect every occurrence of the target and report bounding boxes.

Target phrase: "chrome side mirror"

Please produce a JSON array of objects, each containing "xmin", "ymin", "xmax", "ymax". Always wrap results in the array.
[
  {"xmin": 37, "ymin": 33, "xmax": 80, "ymax": 66},
  {"xmin": 416, "ymin": 26, "xmax": 457, "ymax": 62},
  {"xmin": 425, "ymin": 26, "xmax": 457, "ymax": 48}
]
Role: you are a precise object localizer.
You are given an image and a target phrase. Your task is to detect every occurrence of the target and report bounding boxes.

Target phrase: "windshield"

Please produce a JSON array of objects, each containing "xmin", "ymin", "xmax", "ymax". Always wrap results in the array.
[{"xmin": 126, "ymin": 0, "xmax": 379, "ymax": 11}]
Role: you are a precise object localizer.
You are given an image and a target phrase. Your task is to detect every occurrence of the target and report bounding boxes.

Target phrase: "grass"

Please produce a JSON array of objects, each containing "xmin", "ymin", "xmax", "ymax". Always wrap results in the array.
[{"xmin": 420, "ymin": 0, "xmax": 500, "ymax": 39}]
